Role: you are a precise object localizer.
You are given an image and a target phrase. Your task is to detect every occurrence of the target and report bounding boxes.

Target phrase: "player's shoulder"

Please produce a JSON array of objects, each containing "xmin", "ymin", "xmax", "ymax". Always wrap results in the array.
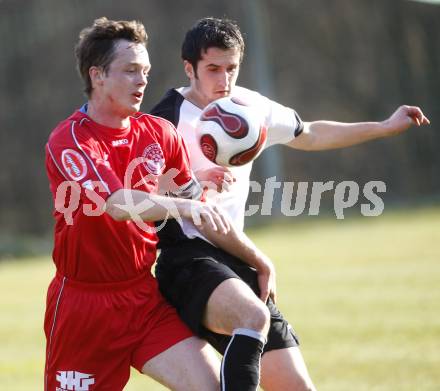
[
  {"xmin": 48, "ymin": 110, "xmax": 87, "ymax": 145},
  {"xmin": 131, "ymin": 110, "xmax": 180, "ymax": 141},
  {"xmin": 233, "ymin": 85, "xmax": 266, "ymax": 102},
  {"xmin": 149, "ymin": 88, "xmax": 184, "ymax": 127}
]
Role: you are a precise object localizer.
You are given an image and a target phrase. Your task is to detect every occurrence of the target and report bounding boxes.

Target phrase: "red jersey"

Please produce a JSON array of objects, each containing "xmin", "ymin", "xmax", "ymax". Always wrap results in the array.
[{"xmin": 45, "ymin": 108, "xmax": 198, "ymax": 283}]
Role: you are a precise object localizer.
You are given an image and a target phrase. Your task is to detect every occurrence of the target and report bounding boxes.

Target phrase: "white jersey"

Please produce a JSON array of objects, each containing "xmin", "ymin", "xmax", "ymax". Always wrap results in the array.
[{"xmin": 150, "ymin": 86, "xmax": 303, "ymax": 245}]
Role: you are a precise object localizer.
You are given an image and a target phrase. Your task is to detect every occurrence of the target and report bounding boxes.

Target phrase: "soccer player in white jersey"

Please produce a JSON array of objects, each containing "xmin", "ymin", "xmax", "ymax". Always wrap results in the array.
[{"xmin": 150, "ymin": 17, "xmax": 430, "ymax": 391}]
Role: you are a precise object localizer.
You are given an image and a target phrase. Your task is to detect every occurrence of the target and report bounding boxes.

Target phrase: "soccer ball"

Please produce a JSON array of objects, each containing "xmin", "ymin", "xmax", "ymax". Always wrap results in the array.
[{"xmin": 196, "ymin": 96, "xmax": 267, "ymax": 167}]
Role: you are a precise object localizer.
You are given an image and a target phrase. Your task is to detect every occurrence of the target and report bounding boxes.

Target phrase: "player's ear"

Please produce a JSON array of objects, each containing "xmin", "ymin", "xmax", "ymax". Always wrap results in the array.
[
  {"xmin": 89, "ymin": 66, "xmax": 105, "ymax": 89},
  {"xmin": 183, "ymin": 60, "xmax": 195, "ymax": 79}
]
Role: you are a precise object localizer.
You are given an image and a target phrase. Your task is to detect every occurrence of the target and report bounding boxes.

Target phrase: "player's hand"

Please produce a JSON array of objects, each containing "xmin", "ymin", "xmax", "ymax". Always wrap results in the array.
[
  {"xmin": 382, "ymin": 105, "xmax": 430, "ymax": 136},
  {"xmin": 256, "ymin": 255, "xmax": 277, "ymax": 304},
  {"xmin": 178, "ymin": 200, "xmax": 230, "ymax": 234},
  {"xmin": 195, "ymin": 167, "xmax": 236, "ymax": 193}
]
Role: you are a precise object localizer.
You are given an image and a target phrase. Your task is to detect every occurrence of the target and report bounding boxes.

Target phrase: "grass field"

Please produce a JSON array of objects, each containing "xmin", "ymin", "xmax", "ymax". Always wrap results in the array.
[{"xmin": 1, "ymin": 206, "xmax": 440, "ymax": 390}]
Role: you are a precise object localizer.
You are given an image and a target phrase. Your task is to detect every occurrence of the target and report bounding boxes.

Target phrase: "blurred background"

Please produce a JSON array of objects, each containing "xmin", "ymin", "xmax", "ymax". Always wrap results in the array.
[
  {"xmin": 0, "ymin": 1, "xmax": 439, "ymax": 390},
  {"xmin": 0, "ymin": 0, "xmax": 439, "ymax": 256}
]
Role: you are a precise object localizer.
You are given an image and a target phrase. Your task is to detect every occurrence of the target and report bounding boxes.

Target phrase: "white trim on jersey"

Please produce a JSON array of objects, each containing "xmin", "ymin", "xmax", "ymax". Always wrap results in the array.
[
  {"xmin": 47, "ymin": 143, "xmax": 69, "ymax": 181},
  {"xmin": 79, "ymin": 117, "xmax": 89, "ymax": 126},
  {"xmin": 70, "ymin": 121, "xmax": 111, "ymax": 195},
  {"xmin": 45, "ymin": 276, "xmax": 66, "ymax": 391},
  {"xmin": 147, "ymin": 112, "xmax": 190, "ymax": 148}
]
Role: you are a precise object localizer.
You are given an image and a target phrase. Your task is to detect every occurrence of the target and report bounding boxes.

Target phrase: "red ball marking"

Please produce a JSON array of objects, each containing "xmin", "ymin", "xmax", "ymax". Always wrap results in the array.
[
  {"xmin": 200, "ymin": 103, "xmax": 249, "ymax": 139},
  {"xmin": 200, "ymin": 134, "xmax": 218, "ymax": 162},
  {"xmin": 229, "ymin": 126, "xmax": 268, "ymax": 166}
]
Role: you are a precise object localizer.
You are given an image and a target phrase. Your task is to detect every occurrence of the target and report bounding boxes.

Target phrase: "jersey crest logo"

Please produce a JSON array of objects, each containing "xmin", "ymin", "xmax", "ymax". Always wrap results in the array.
[
  {"xmin": 142, "ymin": 143, "xmax": 165, "ymax": 175},
  {"xmin": 61, "ymin": 149, "xmax": 88, "ymax": 181}
]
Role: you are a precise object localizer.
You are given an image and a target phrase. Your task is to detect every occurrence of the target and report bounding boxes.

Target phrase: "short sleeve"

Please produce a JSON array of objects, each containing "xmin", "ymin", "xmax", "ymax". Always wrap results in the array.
[
  {"xmin": 233, "ymin": 86, "xmax": 303, "ymax": 149},
  {"xmin": 46, "ymin": 121, "xmax": 123, "ymax": 202},
  {"xmin": 264, "ymin": 99, "xmax": 304, "ymax": 148}
]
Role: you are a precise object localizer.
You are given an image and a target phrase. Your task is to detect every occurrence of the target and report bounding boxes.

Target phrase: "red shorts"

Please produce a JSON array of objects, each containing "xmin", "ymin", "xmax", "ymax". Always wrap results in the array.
[{"xmin": 44, "ymin": 272, "xmax": 193, "ymax": 391}]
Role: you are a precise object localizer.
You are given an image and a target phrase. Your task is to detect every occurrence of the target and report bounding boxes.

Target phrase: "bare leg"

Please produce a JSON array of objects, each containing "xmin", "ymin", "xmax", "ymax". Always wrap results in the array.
[
  {"xmin": 142, "ymin": 336, "xmax": 220, "ymax": 391},
  {"xmin": 260, "ymin": 346, "xmax": 316, "ymax": 391},
  {"xmin": 203, "ymin": 278, "xmax": 270, "ymax": 335},
  {"xmin": 204, "ymin": 278, "xmax": 270, "ymax": 390}
]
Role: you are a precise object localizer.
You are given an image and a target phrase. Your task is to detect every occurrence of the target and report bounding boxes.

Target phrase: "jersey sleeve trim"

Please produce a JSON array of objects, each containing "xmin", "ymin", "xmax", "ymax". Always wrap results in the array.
[
  {"xmin": 47, "ymin": 143, "xmax": 70, "ymax": 181},
  {"xmin": 147, "ymin": 113, "xmax": 181, "ymax": 138},
  {"xmin": 265, "ymin": 103, "xmax": 304, "ymax": 147},
  {"xmin": 294, "ymin": 112, "xmax": 304, "ymax": 137},
  {"xmin": 70, "ymin": 120, "xmax": 111, "ymax": 195}
]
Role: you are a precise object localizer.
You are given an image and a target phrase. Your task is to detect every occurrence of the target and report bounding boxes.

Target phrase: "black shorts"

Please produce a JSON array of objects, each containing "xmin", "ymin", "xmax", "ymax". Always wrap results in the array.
[{"xmin": 155, "ymin": 238, "xmax": 299, "ymax": 354}]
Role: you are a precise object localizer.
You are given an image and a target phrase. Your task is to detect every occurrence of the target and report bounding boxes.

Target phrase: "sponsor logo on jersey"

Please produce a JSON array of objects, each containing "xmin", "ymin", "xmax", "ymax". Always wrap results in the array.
[
  {"xmin": 112, "ymin": 138, "xmax": 129, "ymax": 147},
  {"xmin": 56, "ymin": 370, "xmax": 95, "ymax": 390},
  {"xmin": 61, "ymin": 149, "xmax": 87, "ymax": 181},
  {"xmin": 142, "ymin": 143, "xmax": 165, "ymax": 175}
]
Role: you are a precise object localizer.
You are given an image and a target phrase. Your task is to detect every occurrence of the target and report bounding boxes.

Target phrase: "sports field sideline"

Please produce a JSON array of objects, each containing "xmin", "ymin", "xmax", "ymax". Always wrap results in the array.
[{"xmin": 1, "ymin": 206, "xmax": 439, "ymax": 390}]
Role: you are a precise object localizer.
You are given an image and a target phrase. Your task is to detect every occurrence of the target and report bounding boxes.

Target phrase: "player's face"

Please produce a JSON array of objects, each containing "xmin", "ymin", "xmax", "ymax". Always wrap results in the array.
[
  {"xmin": 186, "ymin": 47, "xmax": 241, "ymax": 108},
  {"xmin": 95, "ymin": 40, "xmax": 150, "ymax": 117}
]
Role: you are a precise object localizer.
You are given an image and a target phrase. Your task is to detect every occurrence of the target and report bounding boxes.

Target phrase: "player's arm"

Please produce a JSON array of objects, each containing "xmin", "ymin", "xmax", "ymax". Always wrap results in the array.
[
  {"xmin": 106, "ymin": 186, "xmax": 276, "ymax": 301},
  {"xmin": 199, "ymin": 218, "xmax": 276, "ymax": 303},
  {"xmin": 166, "ymin": 172, "xmax": 276, "ymax": 303},
  {"xmin": 194, "ymin": 166, "xmax": 236, "ymax": 192},
  {"xmin": 287, "ymin": 105, "xmax": 430, "ymax": 151},
  {"xmin": 105, "ymin": 188, "xmax": 229, "ymax": 234}
]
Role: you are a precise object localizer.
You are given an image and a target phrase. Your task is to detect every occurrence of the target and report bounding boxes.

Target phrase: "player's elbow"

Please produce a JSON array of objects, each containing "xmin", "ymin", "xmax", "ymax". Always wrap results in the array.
[{"xmin": 287, "ymin": 122, "xmax": 320, "ymax": 151}]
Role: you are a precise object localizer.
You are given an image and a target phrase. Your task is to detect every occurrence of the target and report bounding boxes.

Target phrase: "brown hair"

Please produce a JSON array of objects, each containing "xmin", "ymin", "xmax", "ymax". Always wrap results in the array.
[{"xmin": 75, "ymin": 17, "xmax": 148, "ymax": 97}]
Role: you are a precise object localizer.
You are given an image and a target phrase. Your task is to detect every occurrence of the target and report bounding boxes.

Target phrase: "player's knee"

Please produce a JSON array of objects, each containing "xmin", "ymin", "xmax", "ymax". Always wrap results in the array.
[{"xmin": 241, "ymin": 301, "xmax": 270, "ymax": 334}]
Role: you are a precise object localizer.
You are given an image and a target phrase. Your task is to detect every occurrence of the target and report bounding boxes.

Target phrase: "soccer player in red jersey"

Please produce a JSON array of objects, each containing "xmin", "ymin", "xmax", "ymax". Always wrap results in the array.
[{"xmin": 44, "ymin": 17, "xmax": 232, "ymax": 390}]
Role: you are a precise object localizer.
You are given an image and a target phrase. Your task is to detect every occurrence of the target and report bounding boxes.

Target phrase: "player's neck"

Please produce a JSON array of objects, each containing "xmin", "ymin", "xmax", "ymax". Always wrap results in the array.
[
  {"xmin": 87, "ymin": 99, "xmax": 130, "ymax": 129},
  {"xmin": 181, "ymin": 86, "xmax": 207, "ymax": 110}
]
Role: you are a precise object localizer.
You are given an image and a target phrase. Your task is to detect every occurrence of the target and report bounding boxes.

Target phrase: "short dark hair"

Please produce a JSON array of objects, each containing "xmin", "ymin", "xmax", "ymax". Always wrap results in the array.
[
  {"xmin": 75, "ymin": 17, "xmax": 148, "ymax": 97},
  {"xmin": 181, "ymin": 17, "xmax": 245, "ymax": 73}
]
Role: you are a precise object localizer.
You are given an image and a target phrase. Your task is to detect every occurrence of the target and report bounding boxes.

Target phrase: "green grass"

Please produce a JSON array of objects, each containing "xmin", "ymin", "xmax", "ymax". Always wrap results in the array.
[{"xmin": 1, "ymin": 206, "xmax": 440, "ymax": 390}]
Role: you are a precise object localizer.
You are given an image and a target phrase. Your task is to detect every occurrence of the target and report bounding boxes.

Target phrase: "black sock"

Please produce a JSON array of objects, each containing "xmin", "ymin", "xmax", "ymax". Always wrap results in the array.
[{"xmin": 220, "ymin": 328, "xmax": 266, "ymax": 391}]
